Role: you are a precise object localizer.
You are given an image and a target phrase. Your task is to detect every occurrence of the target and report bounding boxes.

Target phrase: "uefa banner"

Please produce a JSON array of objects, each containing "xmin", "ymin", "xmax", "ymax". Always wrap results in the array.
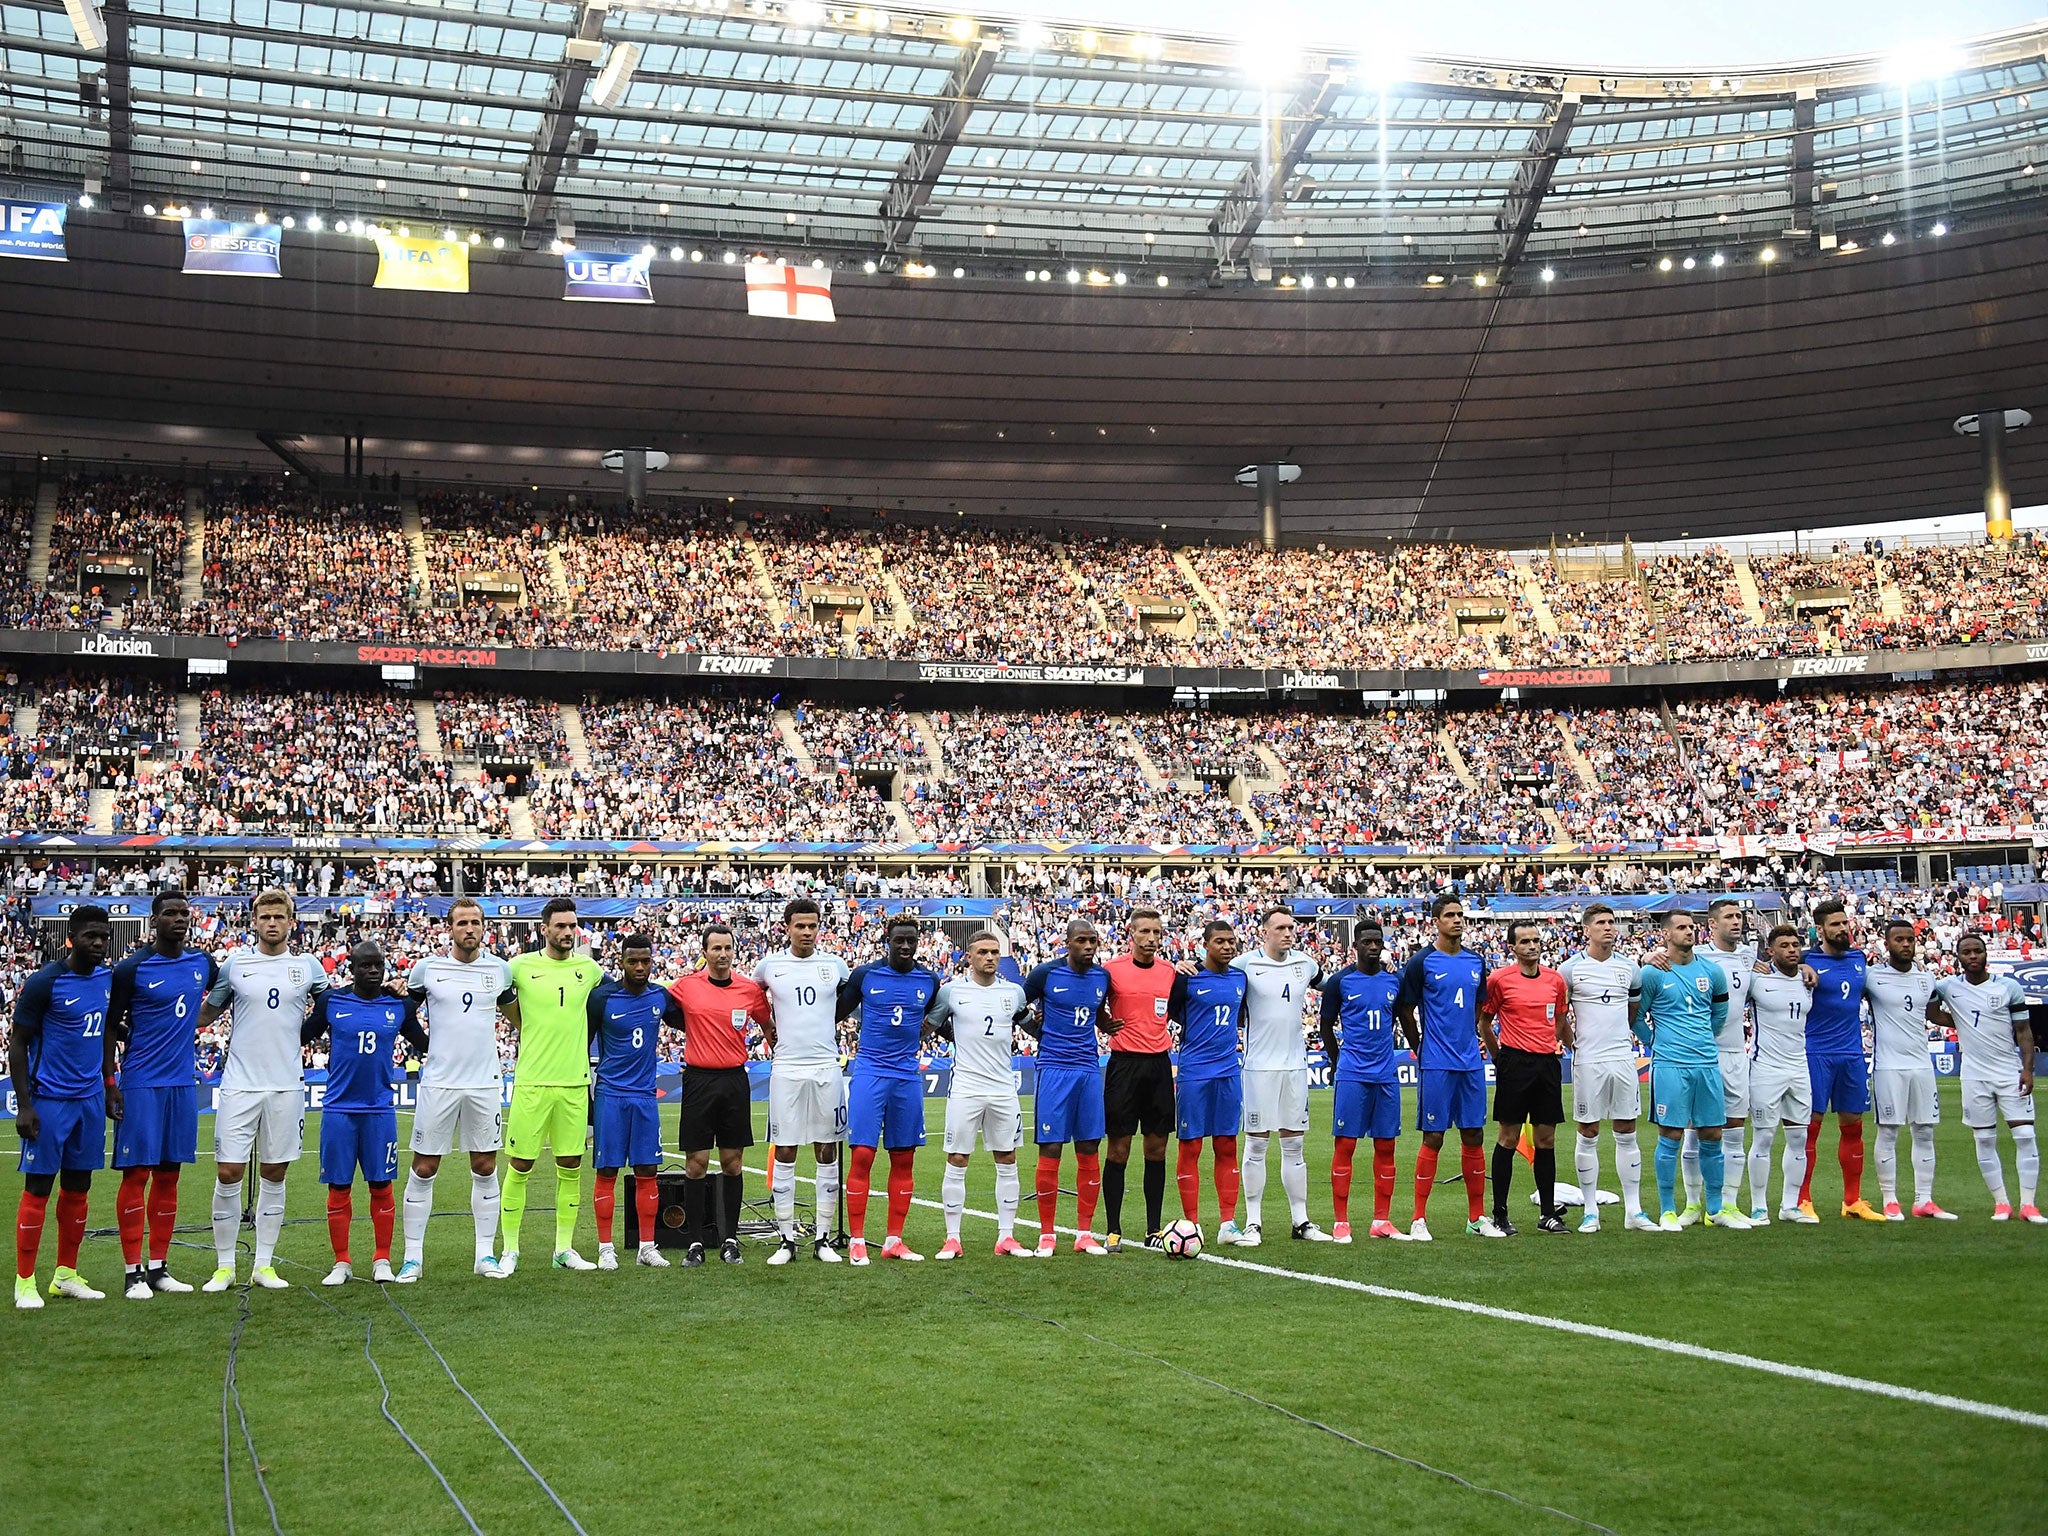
[
  {"xmin": 0, "ymin": 199, "xmax": 67, "ymax": 261},
  {"xmin": 562, "ymin": 249, "xmax": 654, "ymax": 303},
  {"xmin": 181, "ymin": 218, "xmax": 282, "ymax": 277},
  {"xmin": 372, "ymin": 232, "xmax": 469, "ymax": 292}
]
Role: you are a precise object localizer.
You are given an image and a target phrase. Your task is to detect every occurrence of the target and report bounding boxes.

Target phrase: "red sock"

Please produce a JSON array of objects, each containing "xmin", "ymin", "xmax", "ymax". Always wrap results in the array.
[
  {"xmin": 1176, "ymin": 1140, "xmax": 1203, "ymax": 1221},
  {"xmin": 1800, "ymin": 1119, "xmax": 1823, "ymax": 1203},
  {"xmin": 885, "ymin": 1149, "xmax": 915, "ymax": 1241},
  {"xmin": 369, "ymin": 1185, "xmax": 395, "ymax": 1263},
  {"xmin": 16, "ymin": 1190, "xmax": 48, "ymax": 1279},
  {"xmin": 1461, "ymin": 1144, "xmax": 1486, "ymax": 1222},
  {"xmin": 55, "ymin": 1188, "xmax": 89, "ymax": 1271},
  {"xmin": 1331, "ymin": 1137, "xmax": 1357, "ymax": 1226},
  {"xmin": 117, "ymin": 1168, "xmax": 150, "ymax": 1267},
  {"xmin": 1213, "ymin": 1136, "xmax": 1240, "ymax": 1224},
  {"xmin": 326, "ymin": 1188, "xmax": 353, "ymax": 1264},
  {"xmin": 635, "ymin": 1175, "xmax": 659, "ymax": 1248},
  {"xmin": 847, "ymin": 1145, "xmax": 876, "ymax": 1240},
  {"xmin": 1075, "ymin": 1151, "xmax": 1101, "ymax": 1233},
  {"xmin": 148, "ymin": 1168, "xmax": 180, "ymax": 1264},
  {"xmin": 1373, "ymin": 1140, "xmax": 1397, "ymax": 1224},
  {"xmin": 1414, "ymin": 1144, "xmax": 1440, "ymax": 1221},
  {"xmin": 1839, "ymin": 1120, "xmax": 1865, "ymax": 1204},
  {"xmin": 593, "ymin": 1173, "xmax": 617, "ymax": 1247},
  {"xmin": 1036, "ymin": 1154, "xmax": 1061, "ymax": 1239}
]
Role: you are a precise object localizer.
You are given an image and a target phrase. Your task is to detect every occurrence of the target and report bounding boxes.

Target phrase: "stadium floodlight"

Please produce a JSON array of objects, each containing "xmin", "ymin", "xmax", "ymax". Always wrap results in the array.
[
  {"xmin": 1930, "ymin": 220, "xmax": 1949, "ymax": 236},
  {"xmin": 690, "ymin": 248, "xmax": 703, "ymax": 261},
  {"xmin": 61, "ymin": 0, "xmax": 107, "ymax": 49},
  {"xmin": 1539, "ymin": 267, "xmax": 1555, "ymax": 282},
  {"xmin": 1156, "ymin": 273, "xmax": 1170, "ymax": 286},
  {"xmin": 492, "ymin": 235, "xmax": 506, "ymax": 248},
  {"xmin": 787, "ymin": 0, "xmax": 827, "ymax": 26},
  {"xmin": 1881, "ymin": 231, "xmax": 1897, "ymax": 245},
  {"xmin": 1658, "ymin": 255, "xmax": 1673, "ymax": 271},
  {"xmin": 1239, "ymin": 28, "xmax": 1299, "ymax": 87},
  {"xmin": 1013, "ymin": 18, "xmax": 1049, "ymax": 51},
  {"xmin": 76, "ymin": 192, "xmax": 93, "ymax": 208},
  {"xmin": 1067, "ymin": 268, "xmax": 1081, "ymax": 282},
  {"xmin": 306, "ymin": 214, "xmax": 322, "ymax": 231},
  {"xmin": 591, "ymin": 41, "xmax": 642, "ymax": 110},
  {"xmin": 1759, "ymin": 246, "xmax": 1777, "ymax": 263},
  {"xmin": 723, "ymin": 250, "xmax": 737, "ymax": 263},
  {"xmin": 865, "ymin": 259, "xmax": 879, "ymax": 273},
  {"xmin": 1709, "ymin": 251, "xmax": 1725, "ymax": 267},
  {"xmin": 1682, "ymin": 255, "xmax": 1696, "ymax": 269},
  {"xmin": 1889, "ymin": 41, "xmax": 1964, "ymax": 84},
  {"xmin": 200, "ymin": 205, "xmax": 214, "ymax": 219}
]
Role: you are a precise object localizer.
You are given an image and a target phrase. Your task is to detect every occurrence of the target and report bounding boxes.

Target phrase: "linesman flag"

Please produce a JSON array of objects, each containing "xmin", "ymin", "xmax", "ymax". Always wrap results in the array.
[{"xmin": 744, "ymin": 261, "xmax": 835, "ymax": 322}]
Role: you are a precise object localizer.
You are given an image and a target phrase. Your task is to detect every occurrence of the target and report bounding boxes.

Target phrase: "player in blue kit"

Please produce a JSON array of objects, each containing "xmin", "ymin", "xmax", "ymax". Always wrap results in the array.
[
  {"xmin": 1635, "ymin": 910, "xmax": 1748, "ymax": 1232},
  {"xmin": 587, "ymin": 933, "xmax": 688, "ymax": 1271},
  {"xmin": 1321, "ymin": 922, "xmax": 1405, "ymax": 1243},
  {"xmin": 106, "ymin": 890, "xmax": 217, "ymax": 1299},
  {"xmin": 836, "ymin": 916, "xmax": 942, "ymax": 1264},
  {"xmin": 1395, "ymin": 896, "xmax": 1494, "ymax": 1240},
  {"xmin": 1167, "ymin": 920, "xmax": 1248, "ymax": 1241},
  {"xmin": 304, "ymin": 942, "xmax": 426, "ymax": 1285},
  {"xmin": 1798, "ymin": 897, "xmax": 1884, "ymax": 1221},
  {"xmin": 12, "ymin": 905, "xmax": 113, "ymax": 1309},
  {"xmin": 1022, "ymin": 918, "xmax": 1116, "ymax": 1256}
]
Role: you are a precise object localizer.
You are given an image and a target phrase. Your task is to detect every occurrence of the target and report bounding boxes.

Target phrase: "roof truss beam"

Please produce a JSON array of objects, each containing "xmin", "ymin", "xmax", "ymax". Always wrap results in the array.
[
  {"xmin": 522, "ymin": 0, "xmax": 606, "ymax": 241},
  {"xmin": 1206, "ymin": 74, "xmax": 1344, "ymax": 266},
  {"xmin": 878, "ymin": 43, "xmax": 996, "ymax": 255},
  {"xmin": 102, "ymin": 0, "xmax": 132, "ymax": 207},
  {"xmin": 1494, "ymin": 91, "xmax": 1581, "ymax": 277}
]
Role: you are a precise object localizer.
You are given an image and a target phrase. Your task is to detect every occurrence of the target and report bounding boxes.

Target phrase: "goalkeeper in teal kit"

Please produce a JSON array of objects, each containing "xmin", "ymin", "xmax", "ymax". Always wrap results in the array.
[{"xmin": 1634, "ymin": 910, "xmax": 1751, "ymax": 1232}]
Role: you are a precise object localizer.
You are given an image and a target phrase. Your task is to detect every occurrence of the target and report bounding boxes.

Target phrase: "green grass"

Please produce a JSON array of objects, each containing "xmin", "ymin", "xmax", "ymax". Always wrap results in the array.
[{"xmin": 3, "ymin": 1082, "xmax": 2042, "ymax": 1536}]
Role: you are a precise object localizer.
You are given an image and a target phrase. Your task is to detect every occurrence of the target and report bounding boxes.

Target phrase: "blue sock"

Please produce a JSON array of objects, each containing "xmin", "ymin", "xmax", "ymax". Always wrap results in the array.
[
  {"xmin": 1699, "ymin": 1140, "xmax": 1725, "ymax": 1216},
  {"xmin": 1655, "ymin": 1137, "xmax": 1679, "ymax": 1216}
]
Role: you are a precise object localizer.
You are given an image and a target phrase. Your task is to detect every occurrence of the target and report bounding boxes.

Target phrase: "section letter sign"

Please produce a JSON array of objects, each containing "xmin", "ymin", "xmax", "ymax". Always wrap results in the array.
[
  {"xmin": 0, "ymin": 200, "xmax": 68, "ymax": 261},
  {"xmin": 181, "ymin": 218, "xmax": 282, "ymax": 277},
  {"xmin": 562, "ymin": 249, "xmax": 654, "ymax": 303}
]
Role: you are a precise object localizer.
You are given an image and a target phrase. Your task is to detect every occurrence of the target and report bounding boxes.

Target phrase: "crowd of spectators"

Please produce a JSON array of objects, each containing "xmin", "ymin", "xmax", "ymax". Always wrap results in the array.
[
  {"xmin": 435, "ymin": 692, "xmax": 568, "ymax": 765},
  {"xmin": 791, "ymin": 705, "xmax": 930, "ymax": 772},
  {"xmin": 29, "ymin": 672, "xmax": 180, "ymax": 758},
  {"xmin": 554, "ymin": 505, "xmax": 791, "ymax": 654},
  {"xmin": 46, "ymin": 475, "xmax": 186, "ymax": 631},
  {"xmin": 1529, "ymin": 558, "xmax": 1664, "ymax": 665},
  {"xmin": 189, "ymin": 485, "xmax": 420, "ymax": 641}
]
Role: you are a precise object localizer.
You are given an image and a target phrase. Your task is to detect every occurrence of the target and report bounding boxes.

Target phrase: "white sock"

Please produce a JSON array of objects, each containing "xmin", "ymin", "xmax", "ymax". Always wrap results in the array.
[
  {"xmin": 1783, "ymin": 1125, "xmax": 1810, "ymax": 1210},
  {"xmin": 212, "ymin": 1178, "xmax": 245, "ymax": 1268},
  {"xmin": 1748, "ymin": 1120, "xmax": 1777, "ymax": 1212},
  {"xmin": 994, "ymin": 1161, "xmax": 1019, "ymax": 1240},
  {"xmin": 1875, "ymin": 1124, "xmax": 1901, "ymax": 1205},
  {"xmin": 2015, "ymin": 1124, "xmax": 2039, "ymax": 1208},
  {"xmin": 403, "ymin": 1171, "xmax": 437, "ymax": 1264},
  {"xmin": 1575, "ymin": 1134, "xmax": 1601, "ymax": 1211},
  {"xmin": 1613, "ymin": 1130, "xmax": 1643, "ymax": 1218},
  {"xmin": 1910, "ymin": 1122, "xmax": 1938, "ymax": 1206},
  {"xmin": 814, "ymin": 1158, "xmax": 840, "ymax": 1241},
  {"xmin": 1680, "ymin": 1126, "xmax": 1702, "ymax": 1205},
  {"xmin": 942, "ymin": 1162, "xmax": 967, "ymax": 1241},
  {"xmin": 772, "ymin": 1158, "xmax": 796, "ymax": 1239},
  {"xmin": 1242, "ymin": 1135, "xmax": 1271, "ymax": 1228},
  {"xmin": 253, "ymin": 1178, "xmax": 288, "ymax": 1268},
  {"xmin": 1721, "ymin": 1124, "xmax": 1746, "ymax": 1208},
  {"xmin": 1278, "ymin": 1136, "xmax": 1310, "ymax": 1226},
  {"xmin": 470, "ymin": 1171, "xmax": 499, "ymax": 1260},
  {"xmin": 1974, "ymin": 1126, "xmax": 2009, "ymax": 1204}
]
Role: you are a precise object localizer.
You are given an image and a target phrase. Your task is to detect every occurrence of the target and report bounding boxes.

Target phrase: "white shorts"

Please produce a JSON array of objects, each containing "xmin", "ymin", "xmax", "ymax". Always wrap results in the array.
[
  {"xmin": 1572, "ymin": 1058, "xmax": 1642, "ymax": 1125},
  {"xmin": 1962, "ymin": 1078, "xmax": 2036, "ymax": 1130},
  {"xmin": 1718, "ymin": 1050, "xmax": 1750, "ymax": 1122},
  {"xmin": 768, "ymin": 1066, "xmax": 847, "ymax": 1148},
  {"xmin": 410, "ymin": 1085, "xmax": 504, "ymax": 1156},
  {"xmin": 214, "ymin": 1088, "xmax": 303, "ymax": 1165},
  {"xmin": 1243, "ymin": 1068, "xmax": 1309, "ymax": 1135},
  {"xmin": 1749, "ymin": 1064, "xmax": 1812, "ymax": 1127},
  {"xmin": 944, "ymin": 1092, "xmax": 1024, "ymax": 1155},
  {"xmin": 1872, "ymin": 1067, "xmax": 1940, "ymax": 1127}
]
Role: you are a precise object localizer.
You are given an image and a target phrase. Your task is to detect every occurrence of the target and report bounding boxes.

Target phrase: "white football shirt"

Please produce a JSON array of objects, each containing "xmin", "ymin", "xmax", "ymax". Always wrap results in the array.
[
  {"xmin": 1558, "ymin": 951, "xmax": 1640, "ymax": 1066},
  {"xmin": 1747, "ymin": 970, "xmax": 1813, "ymax": 1074},
  {"xmin": 1701, "ymin": 939, "xmax": 1756, "ymax": 1052},
  {"xmin": 1862, "ymin": 963, "xmax": 1935, "ymax": 1074},
  {"xmin": 1230, "ymin": 949, "xmax": 1321, "ymax": 1072},
  {"xmin": 209, "ymin": 947, "xmax": 330, "ymax": 1093},
  {"xmin": 756, "ymin": 949, "xmax": 851, "ymax": 1070},
  {"xmin": 407, "ymin": 953, "xmax": 515, "ymax": 1090},
  {"xmin": 927, "ymin": 975, "xmax": 1029, "ymax": 1097},
  {"xmin": 1933, "ymin": 974, "xmax": 2031, "ymax": 1085}
]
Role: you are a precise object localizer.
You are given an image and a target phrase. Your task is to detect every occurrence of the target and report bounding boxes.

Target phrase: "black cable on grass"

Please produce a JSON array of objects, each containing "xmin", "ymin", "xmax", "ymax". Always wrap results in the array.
[
  {"xmin": 961, "ymin": 1289, "xmax": 1621, "ymax": 1536},
  {"xmin": 220, "ymin": 1238, "xmax": 286, "ymax": 1536}
]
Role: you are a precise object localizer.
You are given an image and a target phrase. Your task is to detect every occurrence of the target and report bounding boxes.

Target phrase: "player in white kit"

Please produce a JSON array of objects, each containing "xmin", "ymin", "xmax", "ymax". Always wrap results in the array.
[
  {"xmin": 198, "ymin": 889, "xmax": 329, "ymax": 1291},
  {"xmin": 1686, "ymin": 899, "xmax": 1755, "ymax": 1224},
  {"xmin": 1746, "ymin": 924, "xmax": 1817, "ymax": 1224},
  {"xmin": 1231, "ymin": 907, "xmax": 1332, "ymax": 1244},
  {"xmin": 1863, "ymin": 917, "xmax": 1951, "ymax": 1221},
  {"xmin": 758, "ymin": 899, "xmax": 852, "ymax": 1265},
  {"xmin": 1558, "ymin": 905, "xmax": 1653, "ymax": 1234},
  {"xmin": 1928, "ymin": 932, "xmax": 2041, "ymax": 1223},
  {"xmin": 399, "ymin": 897, "xmax": 517, "ymax": 1282},
  {"xmin": 924, "ymin": 931, "xmax": 1034, "ymax": 1259}
]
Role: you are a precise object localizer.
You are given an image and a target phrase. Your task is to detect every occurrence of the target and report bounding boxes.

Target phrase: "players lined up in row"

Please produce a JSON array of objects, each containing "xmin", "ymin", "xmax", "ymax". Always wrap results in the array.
[{"xmin": 11, "ymin": 889, "xmax": 2038, "ymax": 1307}]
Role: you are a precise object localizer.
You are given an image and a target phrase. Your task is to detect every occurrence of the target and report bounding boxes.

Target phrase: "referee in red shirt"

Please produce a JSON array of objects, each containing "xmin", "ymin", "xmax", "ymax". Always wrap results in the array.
[
  {"xmin": 667, "ymin": 924, "xmax": 770, "ymax": 1266},
  {"xmin": 1478, "ymin": 920, "xmax": 1571, "ymax": 1236},
  {"xmin": 1100, "ymin": 908, "xmax": 1178, "ymax": 1251}
]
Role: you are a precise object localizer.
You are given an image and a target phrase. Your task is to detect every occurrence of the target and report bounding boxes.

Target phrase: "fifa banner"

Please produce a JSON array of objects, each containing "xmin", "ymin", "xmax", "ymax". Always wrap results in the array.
[
  {"xmin": 0, "ymin": 199, "xmax": 67, "ymax": 261},
  {"xmin": 372, "ymin": 232, "xmax": 469, "ymax": 293},
  {"xmin": 562, "ymin": 249, "xmax": 653, "ymax": 303},
  {"xmin": 181, "ymin": 218, "xmax": 282, "ymax": 277}
]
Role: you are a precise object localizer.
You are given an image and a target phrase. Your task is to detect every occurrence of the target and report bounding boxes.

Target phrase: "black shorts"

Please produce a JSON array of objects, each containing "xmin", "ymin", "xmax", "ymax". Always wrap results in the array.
[
  {"xmin": 1492, "ymin": 1047, "xmax": 1564, "ymax": 1127},
  {"xmin": 1105, "ymin": 1051, "xmax": 1176, "ymax": 1139},
  {"xmin": 678, "ymin": 1067, "xmax": 754, "ymax": 1153}
]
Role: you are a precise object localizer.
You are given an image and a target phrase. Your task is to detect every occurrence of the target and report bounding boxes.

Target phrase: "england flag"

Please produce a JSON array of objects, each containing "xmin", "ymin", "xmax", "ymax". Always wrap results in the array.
[{"xmin": 744, "ymin": 261, "xmax": 836, "ymax": 322}]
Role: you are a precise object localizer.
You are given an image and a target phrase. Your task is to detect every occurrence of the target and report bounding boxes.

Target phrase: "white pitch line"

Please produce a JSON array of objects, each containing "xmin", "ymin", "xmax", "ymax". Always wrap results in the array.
[{"xmin": 748, "ymin": 1163, "xmax": 2048, "ymax": 1432}]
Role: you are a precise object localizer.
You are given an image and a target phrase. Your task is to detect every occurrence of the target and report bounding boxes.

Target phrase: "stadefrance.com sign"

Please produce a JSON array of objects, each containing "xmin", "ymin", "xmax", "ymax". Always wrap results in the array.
[{"xmin": 0, "ymin": 200, "xmax": 68, "ymax": 261}]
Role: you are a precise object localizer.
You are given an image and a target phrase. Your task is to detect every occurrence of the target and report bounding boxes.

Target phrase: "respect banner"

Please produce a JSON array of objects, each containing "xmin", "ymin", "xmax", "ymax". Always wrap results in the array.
[{"xmin": 181, "ymin": 219, "xmax": 282, "ymax": 277}]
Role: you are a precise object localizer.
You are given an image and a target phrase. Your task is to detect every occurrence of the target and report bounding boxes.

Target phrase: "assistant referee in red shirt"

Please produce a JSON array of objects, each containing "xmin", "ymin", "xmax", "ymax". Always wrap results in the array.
[
  {"xmin": 1478, "ymin": 920, "xmax": 1571, "ymax": 1235},
  {"xmin": 667, "ymin": 924, "xmax": 770, "ymax": 1266},
  {"xmin": 1100, "ymin": 908, "xmax": 1178, "ymax": 1250}
]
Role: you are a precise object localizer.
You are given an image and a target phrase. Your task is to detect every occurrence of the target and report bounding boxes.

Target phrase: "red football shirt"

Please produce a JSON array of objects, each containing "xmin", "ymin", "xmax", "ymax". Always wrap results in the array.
[
  {"xmin": 1481, "ymin": 964, "xmax": 1568, "ymax": 1054},
  {"xmin": 667, "ymin": 970, "xmax": 770, "ymax": 1070},
  {"xmin": 1102, "ymin": 953, "xmax": 1175, "ymax": 1054}
]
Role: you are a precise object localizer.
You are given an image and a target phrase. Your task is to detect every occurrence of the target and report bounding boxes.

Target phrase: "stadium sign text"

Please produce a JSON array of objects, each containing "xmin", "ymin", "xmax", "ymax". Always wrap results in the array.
[
  {"xmin": 1475, "ymin": 667, "xmax": 1613, "ymax": 688},
  {"xmin": 1279, "ymin": 670, "xmax": 1342, "ymax": 689},
  {"xmin": 354, "ymin": 644, "xmax": 499, "ymax": 667},
  {"xmin": 1789, "ymin": 655, "xmax": 1870, "ymax": 676},
  {"xmin": 916, "ymin": 663, "xmax": 1146, "ymax": 685},
  {"xmin": 697, "ymin": 655, "xmax": 778, "ymax": 675},
  {"xmin": 2028, "ymin": 644, "xmax": 2048, "ymax": 663},
  {"xmin": 72, "ymin": 633, "xmax": 158, "ymax": 658}
]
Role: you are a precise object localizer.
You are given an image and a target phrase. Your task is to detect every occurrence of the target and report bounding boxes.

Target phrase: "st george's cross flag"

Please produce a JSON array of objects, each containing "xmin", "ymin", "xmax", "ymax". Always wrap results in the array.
[{"xmin": 744, "ymin": 260, "xmax": 835, "ymax": 322}]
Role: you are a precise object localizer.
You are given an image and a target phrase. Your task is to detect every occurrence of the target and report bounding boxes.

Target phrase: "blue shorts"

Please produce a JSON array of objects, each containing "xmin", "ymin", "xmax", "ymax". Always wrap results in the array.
[
  {"xmin": 593, "ymin": 1091, "xmax": 662, "ymax": 1170},
  {"xmin": 1175, "ymin": 1074, "xmax": 1242, "ymax": 1141},
  {"xmin": 114, "ymin": 1083, "xmax": 199, "ymax": 1168},
  {"xmin": 319, "ymin": 1108, "xmax": 400, "ymax": 1186},
  {"xmin": 1808, "ymin": 1053, "xmax": 1870, "ymax": 1116},
  {"xmin": 19, "ymin": 1091, "xmax": 106, "ymax": 1175},
  {"xmin": 1651, "ymin": 1061, "xmax": 1727, "ymax": 1129},
  {"xmin": 1418, "ymin": 1068, "xmax": 1488, "ymax": 1132},
  {"xmin": 1334, "ymin": 1080, "xmax": 1402, "ymax": 1142},
  {"xmin": 1033, "ymin": 1066, "xmax": 1106, "ymax": 1146},
  {"xmin": 848, "ymin": 1073, "xmax": 926, "ymax": 1150}
]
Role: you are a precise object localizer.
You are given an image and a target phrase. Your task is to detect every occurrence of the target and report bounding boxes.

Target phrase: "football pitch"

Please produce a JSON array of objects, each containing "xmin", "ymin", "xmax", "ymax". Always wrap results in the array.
[{"xmin": 3, "ymin": 1082, "xmax": 2041, "ymax": 1536}]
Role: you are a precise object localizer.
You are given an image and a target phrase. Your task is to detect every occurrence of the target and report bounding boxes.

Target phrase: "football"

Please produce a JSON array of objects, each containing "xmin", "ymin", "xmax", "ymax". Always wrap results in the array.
[{"xmin": 1161, "ymin": 1220, "xmax": 1204, "ymax": 1259}]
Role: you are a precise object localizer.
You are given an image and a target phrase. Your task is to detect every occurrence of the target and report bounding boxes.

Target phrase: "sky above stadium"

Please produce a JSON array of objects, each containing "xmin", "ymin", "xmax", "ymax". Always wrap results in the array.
[{"xmin": 1014, "ymin": 1, "xmax": 2043, "ymax": 69}]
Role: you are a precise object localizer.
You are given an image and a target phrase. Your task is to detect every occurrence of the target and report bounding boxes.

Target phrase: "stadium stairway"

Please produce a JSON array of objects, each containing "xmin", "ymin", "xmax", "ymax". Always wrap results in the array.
[
  {"xmin": 1540, "ymin": 805, "xmax": 1570, "ymax": 843},
  {"xmin": 1730, "ymin": 558, "xmax": 1768, "ymax": 624},
  {"xmin": 774, "ymin": 710, "xmax": 818, "ymax": 775},
  {"xmin": 12, "ymin": 702, "xmax": 37, "ymax": 739},
  {"xmin": 506, "ymin": 796, "xmax": 537, "ymax": 840},
  {"xmin": 1438, "ymin": 728, "xmax": 1481, "ymax": 791},
  {"xmin": 1172, "ymin": 550, "xmax": 1232, "ymax": 631},
  {"xmin": 88, "ymin": 787, "xmax": 116, "ymax": 835},
  {"xmin": 175, "ymin": 695, "xmax": 201, "ymax": 754},
  {"xmin": 25, "ymin": 482, "xmax": 56, "ymax": 585},
  {"xmin": 738, "ymin": 530, "xmax": 782, "ymax": 605},
  {"xmin": 884, "ymin": 799, "xmax": 917, "ymax": 842},
  {"xmin": 1120, "ymin": 723, "xmax": 1175, "ymax": 791},
  {"xmin": 544, "ymin": 546, "xmax": 573, "ymax": 607},
  {"xmin": 1553, "ymin": 719, "xmax": 1602, "ymax": 789},
  {"xmin": 1246, "ymin": 743, "xmax": 1289, "ymax": 792},
  {"xmin": 399, "ymin": 499, "xmax": 431, "ymax": 608},
  {"xmin": 1875, "ymin": 557, "xmax": 1905, "ymax": 618},
  {"xmin": 1054, "ymin": 548, "xmax": 1115, "ymax": 630},
  {"xmin": 1514, "ymin": 556, "xmax": 1560, "ymax": 634},
  {"xmin": 559, "ymin": 703, "xmax": 592, "ymax": 773},
  {"xmin": 180, "ymin": 489, "xmax": 205, "ymax": 609},
  {"xmin": 876, "ymin": 569, "xmax": 915, "ymax": 632},
  {"xmin": 414, "ymin": 699, "xmax": 444, "ymax": 760}
]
